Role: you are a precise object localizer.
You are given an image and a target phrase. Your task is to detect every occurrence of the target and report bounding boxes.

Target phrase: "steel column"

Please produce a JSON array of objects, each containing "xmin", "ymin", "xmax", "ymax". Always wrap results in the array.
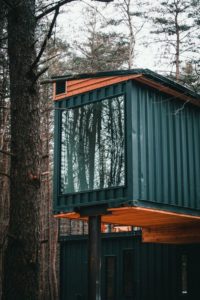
[{"xmin": 88, "ymin": 215, "xmax": 101, "ymax": 300}]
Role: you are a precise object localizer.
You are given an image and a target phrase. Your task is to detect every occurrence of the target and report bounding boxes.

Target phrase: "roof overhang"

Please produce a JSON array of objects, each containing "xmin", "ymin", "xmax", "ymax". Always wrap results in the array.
[
  {"xmin": 54, "ymin": 206, "xmax": 200, "ymax": 244},
  {"xmin": 50, "ymin": 69, "xmax": 200, "ymax": 105}
]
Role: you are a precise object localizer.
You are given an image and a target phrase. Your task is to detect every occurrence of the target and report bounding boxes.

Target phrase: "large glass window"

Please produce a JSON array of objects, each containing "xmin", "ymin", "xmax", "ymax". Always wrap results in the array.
[{"xmin": 61, "ymin": 95, "xmax": 125, "ymax": 194}]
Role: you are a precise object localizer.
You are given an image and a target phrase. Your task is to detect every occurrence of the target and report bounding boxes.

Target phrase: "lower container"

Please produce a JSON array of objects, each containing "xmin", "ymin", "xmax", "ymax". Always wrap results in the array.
[{"xmin": 59, "ymin": 232, "xmax": 200, "ymax": 300}]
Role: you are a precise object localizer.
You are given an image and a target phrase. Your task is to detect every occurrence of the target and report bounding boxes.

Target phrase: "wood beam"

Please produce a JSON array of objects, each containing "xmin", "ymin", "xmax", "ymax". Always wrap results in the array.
[{"xmin": 142, "ymin": 225, "xmax": 200, "ymax": 244}]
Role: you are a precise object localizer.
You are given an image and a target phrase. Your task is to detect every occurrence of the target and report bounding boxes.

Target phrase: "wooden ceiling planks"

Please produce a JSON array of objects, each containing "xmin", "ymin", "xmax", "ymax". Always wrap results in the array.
[
  {"xmin": 103, "ymin": 207, "xmax": 200, "ymax": 227},
  {"xmin": 142, "ymin": 225, "xmax": 200, "ymax": 244},
  {"xmin": 54, "ymin": 206, "xmax": 200, "ymax": 243}
]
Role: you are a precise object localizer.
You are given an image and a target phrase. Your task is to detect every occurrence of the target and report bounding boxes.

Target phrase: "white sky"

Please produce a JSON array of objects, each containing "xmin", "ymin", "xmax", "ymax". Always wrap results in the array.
[
  {"xmin": 55, "ymin": 1, "xmax": 159, "ymax": 71},
  {"xmin": 55, "ymin": 0, "xmax": 199, "ymax": 75}
]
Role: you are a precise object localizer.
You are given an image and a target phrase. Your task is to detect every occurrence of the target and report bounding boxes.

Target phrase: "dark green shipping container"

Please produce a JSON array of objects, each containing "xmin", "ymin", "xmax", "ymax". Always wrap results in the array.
[
  {"xmin": 53, "ymin": 69, "xmax": 200, "ymax": 216},
  {"xmin": 59, "ymin": 233, "xmax": 200, "ymax": 300}
]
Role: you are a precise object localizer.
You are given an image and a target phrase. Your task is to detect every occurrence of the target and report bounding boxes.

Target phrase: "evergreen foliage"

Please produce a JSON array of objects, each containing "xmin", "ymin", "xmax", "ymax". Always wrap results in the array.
[{"xmin": 150, "ymin": 0, "xmax": 198, "ymax": 81}]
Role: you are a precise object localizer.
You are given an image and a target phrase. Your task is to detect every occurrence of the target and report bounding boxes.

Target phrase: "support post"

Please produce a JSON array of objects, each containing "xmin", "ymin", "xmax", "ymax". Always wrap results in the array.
[{"xmin": 88, "ymin": 215, "xmax": 102, "ymax": 300}]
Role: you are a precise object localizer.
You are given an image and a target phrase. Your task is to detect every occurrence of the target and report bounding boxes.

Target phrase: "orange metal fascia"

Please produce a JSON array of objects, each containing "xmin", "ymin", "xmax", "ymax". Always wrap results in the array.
[
  {"xmin": 53, "ymin": 74, "xmax": 142, "ymax": 101},
  {"xmin": 54, "ymin": 212, "xmax": 81, "ymax": 219},
  {"xmin": 53, "ymin": 74, "xmax": 200, "ymax": 106}
]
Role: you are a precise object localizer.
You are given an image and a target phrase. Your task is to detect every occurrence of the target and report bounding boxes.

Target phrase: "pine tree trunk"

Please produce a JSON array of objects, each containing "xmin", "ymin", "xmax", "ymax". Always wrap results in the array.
[
  {"xmin": 3, "ymin": 1, "xmax": 41, "ymax": 299},
  {"xmin": 39, "ymin": 84, "xmax": 59, "ymax": 300},
  {"xmin": 175, "ymin": 11, "xmax": 180, "ymax": 81},
  {"xmin": 0, "ymin": 5, "xmax": 9, "ymax": 300},
  {"xmin": 127, "ymin": 0, "xmax": 135, "ymax": 69}
]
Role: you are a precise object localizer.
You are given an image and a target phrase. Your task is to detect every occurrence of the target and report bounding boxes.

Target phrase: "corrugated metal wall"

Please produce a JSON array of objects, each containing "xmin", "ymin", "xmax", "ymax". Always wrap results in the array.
[
  {"xmin": 54, "ymin": 79, "xmax": 200, "ymax": 213},
  {"xmin": 131, "ymin": 81, "xmax": 200, "ymax": 210},
  {"xmin": 60, "ymin": 234, "xmax": 200, "ymax": 300},
  {"xmin": 54, "ymin": 82, "xmax": 130, "ymax": 212}
]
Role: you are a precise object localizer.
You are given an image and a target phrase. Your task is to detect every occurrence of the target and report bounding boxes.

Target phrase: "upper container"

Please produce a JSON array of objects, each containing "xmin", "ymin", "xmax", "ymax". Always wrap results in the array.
[{"xmin": 52, "ymin": 69, "xmax": 200, "ymax": 218}]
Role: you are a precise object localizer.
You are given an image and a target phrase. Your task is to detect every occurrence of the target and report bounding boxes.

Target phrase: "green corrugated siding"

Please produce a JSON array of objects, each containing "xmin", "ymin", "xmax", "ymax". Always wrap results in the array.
[
  {"xmin": 54, "ymin": 82, "xmax": 131, "ymax": 213},
  {"xmin": 54, "ymin": 79, "xmax": 200, "ymax": 213},
  {"xmin": 131, "ymin": 81, "xmax": 200, "ymax": 210},
  {"xmin": 60, "ymin": 234, "xmax": 200, "ymax": 300}
]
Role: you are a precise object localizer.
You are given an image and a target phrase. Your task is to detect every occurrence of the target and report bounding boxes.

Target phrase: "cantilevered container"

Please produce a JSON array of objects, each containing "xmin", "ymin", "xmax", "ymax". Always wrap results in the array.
[{"xmin": 52, "ymin": 69, "xmax": 200, "ymax": 243}]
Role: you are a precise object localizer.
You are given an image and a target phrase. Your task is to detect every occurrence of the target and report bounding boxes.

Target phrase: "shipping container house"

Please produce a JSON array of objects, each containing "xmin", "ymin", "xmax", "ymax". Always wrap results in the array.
[{"xmin": 52, "ymin": 69, "xmax": 200, "ymax": 243}]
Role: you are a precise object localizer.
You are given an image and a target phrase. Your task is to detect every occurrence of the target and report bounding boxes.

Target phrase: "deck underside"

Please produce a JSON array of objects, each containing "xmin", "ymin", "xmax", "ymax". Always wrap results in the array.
[{"xmin": 55, "ymin": 206, "xmax": 200, "ymax": 244}]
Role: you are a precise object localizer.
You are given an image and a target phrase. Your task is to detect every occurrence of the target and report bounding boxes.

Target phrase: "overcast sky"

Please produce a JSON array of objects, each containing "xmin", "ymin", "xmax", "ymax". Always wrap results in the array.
[{"xmin": 56, "ymin": 0, "xmax": 198, "ymax": 76}]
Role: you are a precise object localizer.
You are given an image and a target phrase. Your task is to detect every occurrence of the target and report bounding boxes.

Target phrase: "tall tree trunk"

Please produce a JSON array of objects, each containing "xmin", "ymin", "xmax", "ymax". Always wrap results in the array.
[
  {"xmin": 3, "ymin": 1, "xmax": 41, "ymax": 299},
  {"xmin": 175, "ymin": 10, "xmax": 180, "ymax": 81},
  {"xmin": 127, "ymin": 0, "xmax": 135, "ymax": 69},
  {"xmin": 0, "ymin": 73, "xmax": 9, "ymax": 300},
  {"xmin": 0, "ymin": 4, "xmax": 9, "ymax": 300},
  {"xmin": 39, "ymin": 84, "xmax": 59, "ymax": 300}
]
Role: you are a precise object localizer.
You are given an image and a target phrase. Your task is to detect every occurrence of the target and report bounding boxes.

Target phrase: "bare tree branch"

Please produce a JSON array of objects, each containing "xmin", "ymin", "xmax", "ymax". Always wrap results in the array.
[
  {"xmin": 173, "ymin": 99, "xmax": 190, "ymax": 115},
  {"xmin": 0, "ymin": 36, "xmax": 8, "ymax": 42},
  {"xmin": 36, "ymin": 0, "xmax": 76, "ymax": 20},
  {"xmin": 39, "ymin": 54, "xmax": 60, "ymax": 66},
  {"xmin": 31, "ymin": 8, "xmax": 60, "ymax": 70},
  {"xmin": 34, "ymin": 67, "xmax": 49, "ymax": 82},
  {"xmin": 0, "ymin": 106, "xmax": 10, "ymax": 110},
  {"xmin": 2, "ymin": 0, "xmax": 13, "ymax": 9},
  {"xmin": 36, "ymin": 0, "xmax": 113, "ymax": 20},
  {"xmin": 0, "ymin": 171, "xmax": 10, "ymax": 178},
  {"xmin": 0, "ymin": 149, "xmax": 14, "ymax": 157}
]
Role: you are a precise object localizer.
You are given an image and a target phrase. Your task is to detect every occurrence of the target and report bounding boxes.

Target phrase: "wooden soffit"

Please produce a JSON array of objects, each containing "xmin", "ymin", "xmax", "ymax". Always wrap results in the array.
[
  {"xmin": 142, "ymin": 224, "xmax": 200, "ymax": 244},
  {"xmin": 54, "ymin": 206, "xmax": 200, "ymax": 244}
]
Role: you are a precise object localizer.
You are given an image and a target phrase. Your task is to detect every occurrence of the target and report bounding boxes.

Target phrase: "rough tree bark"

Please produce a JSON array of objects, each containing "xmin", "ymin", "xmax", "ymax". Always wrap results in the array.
[
  {"xmin": 3, "ymin": 1, "xmax": 41, "ymax": 299},
  {"xmin": 0, "ymin": 79, "xmax": 9, "ymax": 300},
  {"xmin": 175, "ymin": 5, "xmax": 180, "ymax": 81},
  {"xmin": 2, "ymin": 0, "xmax": 113, "ymax": 299},
  {"xmin": 0, "ymin": 4, "xmax": 9, "ymax": 300},
  {"xmin": 39, "ymin": 83, "xmax": 59, "ymax": 300}
]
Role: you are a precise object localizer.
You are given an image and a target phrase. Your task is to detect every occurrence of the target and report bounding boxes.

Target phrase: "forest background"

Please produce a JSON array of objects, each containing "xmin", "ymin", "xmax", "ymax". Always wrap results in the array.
[{"xmin": 0, "ymin": 0, "xmax": 199, "ymax": 299}]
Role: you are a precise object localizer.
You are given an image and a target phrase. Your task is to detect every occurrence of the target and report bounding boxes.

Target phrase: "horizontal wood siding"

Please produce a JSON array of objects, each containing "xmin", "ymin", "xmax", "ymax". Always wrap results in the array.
[{"xmin": 53, "ymin": 74, "xmax": 142, "ymax": 100}]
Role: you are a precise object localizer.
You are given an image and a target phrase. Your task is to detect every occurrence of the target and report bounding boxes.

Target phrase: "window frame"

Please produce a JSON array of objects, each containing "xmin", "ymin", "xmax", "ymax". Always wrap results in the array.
[
  {"xmin": 53, "ymin": 81, "xmax": 133, "ymax": 213},
  {"xmin": 60, "ymin": 94, "xmax": 126, "ymax": 195}
]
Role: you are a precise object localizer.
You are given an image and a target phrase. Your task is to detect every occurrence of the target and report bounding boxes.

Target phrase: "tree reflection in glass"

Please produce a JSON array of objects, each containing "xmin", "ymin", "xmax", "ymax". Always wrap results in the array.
[{"xmin": 61, "ymin": 95, "xmax": 125, "ymax": 194}]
